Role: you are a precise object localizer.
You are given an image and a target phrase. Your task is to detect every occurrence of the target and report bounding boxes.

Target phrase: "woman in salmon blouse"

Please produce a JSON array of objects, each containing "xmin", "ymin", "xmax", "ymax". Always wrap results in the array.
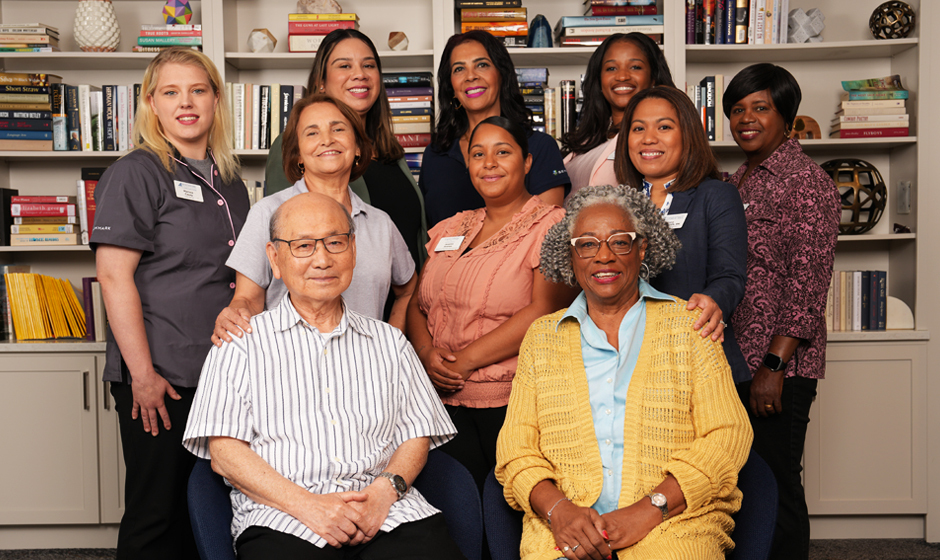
[{"xmin": 407, "ymin": 116, "xmax": 577, "ymax": 489}]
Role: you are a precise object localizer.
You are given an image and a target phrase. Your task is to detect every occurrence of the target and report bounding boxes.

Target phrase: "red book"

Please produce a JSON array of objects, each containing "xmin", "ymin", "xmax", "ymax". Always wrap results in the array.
[
  {"xmin": 395, "ymin": 133, "xmax": 431, "ymax": 148},
  {"xmin": 585, "ymin": 5, "xmax": 659, "ymax": 15},
  {"xmin": 287, "ymin": 20, "xmax": 358, "ymax": 34},
  {"xmin": 10, "ymin": 203, "xmax": 76, "ymax": 216},
  {"xmin": 139, "ymin": 29, "xmax": 203, "ymax": 37},
  {"xmin": 11, "ymin": 195, "xmax": 75, "ymax": 203},
  {"xmin": 829, "ymin": 127, "xmax": 910, "ymax": 139}
]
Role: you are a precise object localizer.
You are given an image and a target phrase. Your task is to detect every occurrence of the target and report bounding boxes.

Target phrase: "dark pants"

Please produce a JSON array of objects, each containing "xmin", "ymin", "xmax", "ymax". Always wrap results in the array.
[
  {"xmin": 236, "ymin": 513, "xmax": 466, "ymax": 560},
  {"xmin": 111, "ymin": 378, "xmax": 199, "ymax": 560},
  {"xmin": 737, "ymin": 376, "xmax": 818, "ymax": 560},
  {"xmin": 438, "ymin": 404, "xmax": 507, "ymax": 492}
]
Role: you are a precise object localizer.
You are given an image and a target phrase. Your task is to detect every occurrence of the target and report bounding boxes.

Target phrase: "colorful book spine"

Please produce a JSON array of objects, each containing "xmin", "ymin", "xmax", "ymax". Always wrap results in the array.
[
  {"xmin": 0, "ymin": 119, "xmax": 51, "ymax": 130},
  {"xmin": 139, "ymin": 29, "xmax": 203, "ymax": 37},
  {"xmin": 288, "ymin": 35, "xmax": 327, "ymax": 52},
  {"xmin": 460, "ymin": 21, "xmax": 527, "ymax": 35},
  {"xmin": 10, "ymin": 233, "xmax": 80, "ymax": 246},
  {"xmin": 394, "ymin": 133, "xmax": 431, "ymax": 147},
  {"xmin": 137, "ymin": 36, "xmax": 202, "ymax": 46},
  {"xmin": 11, "ymin": 224, "xmax": 76, "ymax": 234},
  {"xmin": 82, "ymin": 276, "xmax": 95, "ymax": 341},
  {"xmin": 287, "ymin": 13, "xmax": 359, "ymax": 21},
  {"xmin": 102, "ymin": 85, "xmax": 116, "ymax": 151},
  {"xmin": 11, "ymin": 195, "xmax": 74, "ymax": 203},
  {"xmin": 587, "ymin": 5, "xmax": 658, "ymax": 15},
  {"xmin": 11, "ymin": 203, "xmax": 76, "ymax": 216},
  {"xmin": 65, "ymin": 84, "xmax": 80, "ymax": 151},
  {"xmin": 461, "ymin": 8, "xmax": 527, "ymax": 20},
  {"xmin": 843, "ymin": 90, "xmax": 909, "ymax": 101},
  {"xmin": 562, "ymin": 24, "xmax": 664, "ymax": 36},
  {"xmin": 0, "ymin": 93, "xmax": 49, "ymax": 103},
  {"xmin": 555, "ymin": 14, "xmax": 663, "ymax": 28},
  {"xmin": 287, "ymin": 20, "xmax": 358, "ymax": 34},
  {"xmin": 0, "ymin": 73, "xmax": 61, "ymax": 86},
  {"xmin": 829, "ymin": 128, "xmax": 909, "ymax": 139},
  {"xmin": 0, "ymin": 130, "xmax": 51, "ymax": 140}
]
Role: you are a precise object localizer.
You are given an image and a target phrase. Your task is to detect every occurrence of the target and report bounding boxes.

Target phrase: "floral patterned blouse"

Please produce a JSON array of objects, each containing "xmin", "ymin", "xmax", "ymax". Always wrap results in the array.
[{"xmin": 729, "ymin": 138, "xmax": 840, "ymax": 380}]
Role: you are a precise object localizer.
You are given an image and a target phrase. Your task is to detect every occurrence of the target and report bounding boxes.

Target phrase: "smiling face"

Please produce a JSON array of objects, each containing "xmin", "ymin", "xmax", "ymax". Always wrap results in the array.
[
  {"xmin": 148, "ymin": 61, "xmax": 218, "ymax": 159},
  {"xmin": 450, "ymin": 40, "xmax": 502, "ymax": 118},
  {"xmin": 467, "ymin": 122, "xmax": 532, "ymax": 205},
  {"xmin": 321, "ymin": 38, "xmax": 381, "ymax": 116},
  {"xmin": 571, "ymin": 203, "xmax": 647, "ymax": 312},
  {"xmin": 600, "ymin": 40, "xmax": 652, "ymax": 126},
  {"xmin": 729, "ymin": 88, "xmax": 788, "ymax": 164},
  {"xmin": 296, "ymin": 101, "xmax": 360, "ymax": 182},
  {"xmin": 627, "ymin": 97, "xmax": 684, "ymax": 186},
  {"xmin": 267, "ymin": 192, "xmax": 356, "ymax": 313}
]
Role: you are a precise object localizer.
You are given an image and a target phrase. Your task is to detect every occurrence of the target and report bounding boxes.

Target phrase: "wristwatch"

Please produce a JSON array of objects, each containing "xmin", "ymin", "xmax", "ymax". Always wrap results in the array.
[
  {"xmin": 647, "ymin": 492, "xmax": 668, "ymax": 521},
  {"xmin": 378, "ymin": 472, "xmax": 408, "ymax": 500},
  {"xmin": 762, "ymin": 352, "xmax": 788, "ymax": 372}
]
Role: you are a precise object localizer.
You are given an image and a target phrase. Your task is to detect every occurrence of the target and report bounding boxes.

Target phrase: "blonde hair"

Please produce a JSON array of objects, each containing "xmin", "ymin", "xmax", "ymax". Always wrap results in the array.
[{"xmin": 132, "ymin": 48, "xmax": 239, "ymax": 183}]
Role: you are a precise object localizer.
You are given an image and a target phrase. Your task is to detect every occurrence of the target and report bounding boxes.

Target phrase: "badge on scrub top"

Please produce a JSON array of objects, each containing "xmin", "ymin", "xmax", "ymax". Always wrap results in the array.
[
  {"xmin": 664, "ymin": 213, "xmax": 688, "ymax": 229},
  {"xmin": 174, "ymin": 180, "xmax": 204, "ymax": 203},
  {"xmin": 434, "ymin": 236, "xmax": 465, "ymax": 252}
]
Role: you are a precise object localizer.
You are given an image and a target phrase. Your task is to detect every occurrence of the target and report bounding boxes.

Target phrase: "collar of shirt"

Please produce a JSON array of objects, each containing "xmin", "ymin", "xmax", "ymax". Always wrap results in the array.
[
  {"xmin": 641, "ymin": 178, "xmax": 677, "ymax": 215},
  {"xmin": 274, "ymin": 293, "xmax": 374, "ymax": 341},
  {"xmin": 289, "ymin": 179, "xmax": 369, "ymax": 218},
  {"xmin": 557, "ymin": 280, "xmax": 675, "ymax": 335},
  {"xmin": 445, "ymin": 136, "xmax": 467, "ymax": 166},
  {"xmin": 753, "ymin": 137, "xmax": 802, "ymax": 179}
]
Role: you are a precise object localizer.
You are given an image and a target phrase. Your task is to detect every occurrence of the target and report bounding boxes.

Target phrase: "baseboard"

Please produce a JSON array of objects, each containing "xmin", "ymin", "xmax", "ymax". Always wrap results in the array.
[
  {"xmin": 0, "ymin": 525, "xmax": 119, "ymax": 549},
  {"xmin": 810, "ymin": 515, "xmax": 925, "ymax": 539}
]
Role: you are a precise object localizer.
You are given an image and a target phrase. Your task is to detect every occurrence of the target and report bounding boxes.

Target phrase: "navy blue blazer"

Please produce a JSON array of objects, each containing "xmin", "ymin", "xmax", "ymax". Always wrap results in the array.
[{"xmin": 648, "ymin": 178, "xmax": 751, "ymax": 383}]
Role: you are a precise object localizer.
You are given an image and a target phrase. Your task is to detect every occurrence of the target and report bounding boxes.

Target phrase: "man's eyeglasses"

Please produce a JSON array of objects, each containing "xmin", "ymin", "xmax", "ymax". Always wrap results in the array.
[
  {"xmin": 273, "ymin": 233, "xmax": 351, "ymax": 258},
  {"xmin": 570, "ymin": 232, "xmax": 640, "ymax": 258}
]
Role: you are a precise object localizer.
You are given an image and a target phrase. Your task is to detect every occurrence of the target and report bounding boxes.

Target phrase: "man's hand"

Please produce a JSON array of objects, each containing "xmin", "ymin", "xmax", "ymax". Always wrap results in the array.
[
  {"xmin": 130, "ymin": 370, "xmax": 181, "ymax": 436},
  {"xmin": 344, "ymin": 478, "xmax": 398, "ymax": 544},
  {"xmin": 293, "ymin": 491, "xmax": 368, "ymax": 548}
]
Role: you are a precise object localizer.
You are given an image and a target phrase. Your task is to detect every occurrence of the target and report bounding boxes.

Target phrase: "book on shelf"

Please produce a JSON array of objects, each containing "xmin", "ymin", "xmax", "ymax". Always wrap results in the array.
[
  {"xmin": 0, "ymin": 265, "xmax": 29, "ymax": 340},
  {"xmin": 460, "ymin": 21, "xmax": 528, "ymax": 35},
  {"xmin": 460, "ymin": 8, "xmax": 526, "ymax": 20},
  {"xmin": 65, "ymin": 84, "xmax": 80, "ymax": 150},
  {"xmin": 91, "ymin": 280, "xmax": 106, "ymax": 342},
  {"xmin": 132, "ymin": 45, "xmax": 201, "ymax": 53},
  {"xmin": 51, "ymin": 83, "xmax": 65, "ymax": 150},
  {"xmin": 11, "ymin": 202, "xmax": 75, "ymax": 217},
  {"xmin": 288, "ymin": 35, "xmax": 327, "ymax": 52},
  {"xmin": 831, "ymin": 120, "xmax": 910, "ymax": 131},
  {"xmin": 0, "ymin": 24, "xmax": 58, "ymax": 35},
  {"xmin": 0, "ymin": 188, "xmax": 17, "ymax": 246},
  {"xmin": 5, "ymin": 272, "xmax": 86, "ymax": 340},
  {"xmin": 102, "ymin": 85, "xmax": 117, "ymax": 151},
  {"xmin": 585, "ymin": 4, "xmax": 658, "ymax": 15},
  {"xmin": 10, "ymin": 233, "xmax": 80, "ymax": 246},
  {"xmin": 0, "ymin": 73, "xmax": 61, "ymax": 86},
  {"xmin": 827, "ymin": 270, "xmax": 888, "ymax": 332},
  {"xmin": 395, "ymin": 133, "xmax": 431, "ymax": 148},
  {"xmin": 287, "ymin": 12, "xmax": 359, "ymax": 21},
  {"xmin": 244, "ymin": 180, "xmax": 266, "ymax": 207},
  {"xmin": 0, "ymin": 118, "xmax": 51, "ymax": 130},
  {"xmin": 392, "ymin": 122, "xmax": 431, "ymax": 135},
  {"xmin": 555, "ymin": 14, "xmax": 662, "ymax": 31},
  {"xmin": 390, "ymin": 107, "xmax": 431, "ymax": 116},
  {"xmin": 11, "ymin": 195, "xmax": 74, "ymax": 203},
  {"xmin": 139, "ymin": 27, "xmax": 203, "ymax": 37},
  {"xmin": 391, "ymin": 114, "xmax": 431, "ymax": 124},
  {"xmin": 0, "ymin": 139, "xmax": 51, "ymax": 150},
  {"xmin": 14, "ymin": 216, "xmax": 77, "ymax": 224},
  {"xmin": 385, "ymin": 86, "xmax": 433, "ymax": 97},
  {"xmin": 832, "ymin": 114, "xmax": 909, "ymax": 123},
  {"xmin": 841, "ymin": 90, "xmax": 908, "ymax": 101},
  {"xmin": 829, "ymin": 127, "xmax": 909, "ymax": 139},
  {"xmin": 0, "ymin": 130, "xmax": 51, "ymax": 140},
  {"xmin": 78, "ymin": 168, "xmax": 104, "ymax": 245},
  {"xmin": 11, "ymin": 224, "xmax": 75, "ymax": 234},
  {"xmin": 140, "ymin": 23, "xmax": 201, "ymax": 31},
  {"xmin": 559, "ymin": 24, "xmax": 664, "ymax": 36},
  {"xmin": 0, "ymin": 34, "xmax": 57, "ymax": 44},
  {"xmin": 81, "ymin": 276, "xmax": 95, "ymax": 341},
  {"xmin": 137, "ymin": 36, "xmax": 202, "ymax": 46},
  {"xmin": 454, "ymin": 0, "xmax": 522, "ymax": 7},
  {"xmin": 383, "ymin": 72, "xmax": 433, "ymax": 88},
  {"xmin": 287, "ymin": 20, "xmax": 359, "ymax": 34}
]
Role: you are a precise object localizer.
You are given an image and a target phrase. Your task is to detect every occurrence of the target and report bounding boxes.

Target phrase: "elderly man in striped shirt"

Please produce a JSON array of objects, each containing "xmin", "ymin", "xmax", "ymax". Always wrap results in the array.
[{"xmin": 183, "ymin": 192, "xmax": 463, "ymax": 559}]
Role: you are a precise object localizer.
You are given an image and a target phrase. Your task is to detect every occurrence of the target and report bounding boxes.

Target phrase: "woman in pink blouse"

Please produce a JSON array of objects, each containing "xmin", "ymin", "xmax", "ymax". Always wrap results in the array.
[
  {"xmin": 723, "ymin": 63, "xmax": 840, "ymax": 560},
  {"xmin": 407, "ymin": 116, "xmax": 577, "ymax": 489}
]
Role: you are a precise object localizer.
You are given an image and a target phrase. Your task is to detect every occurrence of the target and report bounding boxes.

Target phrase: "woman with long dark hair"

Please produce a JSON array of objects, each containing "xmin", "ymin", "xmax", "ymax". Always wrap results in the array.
[
  {"xmin": 563, "ymin": 33, "xmax": 674, "ymax": 198},
  {"xmin": 420, "ymin": 30, "xmax": 570, "ymax": 226}
]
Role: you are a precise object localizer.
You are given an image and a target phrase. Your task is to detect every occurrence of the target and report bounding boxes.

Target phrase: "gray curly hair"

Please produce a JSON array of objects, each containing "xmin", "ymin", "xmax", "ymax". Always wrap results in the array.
[{"xmin": 540, "ymin": 184, "xmax": 681, "ymax": 286}]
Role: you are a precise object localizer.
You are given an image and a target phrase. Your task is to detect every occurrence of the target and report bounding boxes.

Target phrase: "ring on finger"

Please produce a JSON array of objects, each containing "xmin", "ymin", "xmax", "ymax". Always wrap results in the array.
[
  {"xmin": 572, "ymin": 544, "xmax": 580, "ymax": 552},
  {"xmin": 764, "ymin": 404, "xmax": 774, "ymax": 409},
  {"xmin": 562, "ymin": 546, "xmax": 570, "ymax": 552}
]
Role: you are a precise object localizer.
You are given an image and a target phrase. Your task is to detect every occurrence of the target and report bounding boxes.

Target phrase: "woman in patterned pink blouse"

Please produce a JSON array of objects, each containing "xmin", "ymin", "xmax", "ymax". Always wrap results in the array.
[
  {"xmin": 407, "ymin": 116, "xmax": 578, "ymax": 490},
  {"xmin": 723, "ymin": 63, "xmax": 840, "ymax": 560}
]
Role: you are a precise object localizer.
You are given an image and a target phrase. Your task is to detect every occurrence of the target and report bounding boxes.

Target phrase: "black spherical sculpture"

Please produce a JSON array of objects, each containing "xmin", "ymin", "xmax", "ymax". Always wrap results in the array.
[
  {"xmin": 821, "ymin": 159, "xmax": 887, "ymax": 235},
  {"xmin": 869, "ymin": 1, "xmax": 916, "ymax": 40}
]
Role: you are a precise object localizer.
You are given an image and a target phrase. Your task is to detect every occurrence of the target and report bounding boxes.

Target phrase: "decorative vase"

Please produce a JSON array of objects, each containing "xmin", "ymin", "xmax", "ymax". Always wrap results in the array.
[{"xmin": 73, "ymin": 0, "xmax": 121, "ymax": 53}]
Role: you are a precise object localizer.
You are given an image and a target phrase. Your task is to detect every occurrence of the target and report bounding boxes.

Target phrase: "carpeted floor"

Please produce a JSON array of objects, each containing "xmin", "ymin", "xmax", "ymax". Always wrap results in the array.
[{"xmin": 2, "ymin": 540, "xmax": 940, "ymax": 559}]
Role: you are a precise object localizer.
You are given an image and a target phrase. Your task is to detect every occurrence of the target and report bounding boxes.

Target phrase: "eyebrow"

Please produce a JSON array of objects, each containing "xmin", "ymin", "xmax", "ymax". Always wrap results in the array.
[
  {"xmin": 604, "ymin": 57, "xmax": 645, "ymax": 65},
  {"xmin": 469, "ymin": 140, "xmax": 513, "ymax": 151},
  {"xmin": 330, "ymin": 56, "xmax": 376, "ymax": 64},
  {"xmin": 303, "ymin": 120, "xmax": 347, "ymax": 131}
]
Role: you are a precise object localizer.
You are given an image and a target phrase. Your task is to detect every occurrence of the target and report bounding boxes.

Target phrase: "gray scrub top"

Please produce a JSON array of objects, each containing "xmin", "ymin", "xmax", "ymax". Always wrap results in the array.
[{"xmin": 91, "ymin": 148, "xmax": 250, "ymax": 387}]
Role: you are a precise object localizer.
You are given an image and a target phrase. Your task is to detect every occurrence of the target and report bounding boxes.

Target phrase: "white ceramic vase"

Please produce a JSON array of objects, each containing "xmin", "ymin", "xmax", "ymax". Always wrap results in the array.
[{"xmin": 74, "ymin": 0, "xmax": 121, "ymax": 52}]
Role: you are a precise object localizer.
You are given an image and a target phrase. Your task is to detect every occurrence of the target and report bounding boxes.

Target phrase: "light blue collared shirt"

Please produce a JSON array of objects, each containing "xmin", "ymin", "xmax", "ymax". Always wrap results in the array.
[{"xmin": 557, "ymin": 280, "xmax": 676, "ymax": 515}]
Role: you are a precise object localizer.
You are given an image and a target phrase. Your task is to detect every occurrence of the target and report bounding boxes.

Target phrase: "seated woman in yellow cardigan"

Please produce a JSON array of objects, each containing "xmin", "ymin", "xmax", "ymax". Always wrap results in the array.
[{"xmin": 496, "ymin": 184, "xmax": 753, "ymax": 560}]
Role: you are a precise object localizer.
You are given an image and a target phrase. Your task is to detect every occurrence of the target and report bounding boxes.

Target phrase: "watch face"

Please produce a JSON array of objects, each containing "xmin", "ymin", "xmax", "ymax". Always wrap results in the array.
[
  {"xmin": 651, "ymin": 493, "xmax": 667, "ymax": 507},
  {"xmin": 391, "ymin": 475, "xmax": 407, "ymax": 493}
]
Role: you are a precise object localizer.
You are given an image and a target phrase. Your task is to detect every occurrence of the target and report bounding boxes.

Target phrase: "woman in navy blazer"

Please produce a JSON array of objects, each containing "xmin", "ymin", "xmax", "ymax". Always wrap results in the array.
[{"xmin": 614, "ymin": 85, "xmax": 750, "ymax": 383}]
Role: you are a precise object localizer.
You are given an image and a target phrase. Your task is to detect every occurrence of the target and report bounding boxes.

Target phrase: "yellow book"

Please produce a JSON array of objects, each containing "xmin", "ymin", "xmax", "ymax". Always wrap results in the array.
[{"xmin": 288, "ymin": 13, "xmax": 359, "ymax": 21}]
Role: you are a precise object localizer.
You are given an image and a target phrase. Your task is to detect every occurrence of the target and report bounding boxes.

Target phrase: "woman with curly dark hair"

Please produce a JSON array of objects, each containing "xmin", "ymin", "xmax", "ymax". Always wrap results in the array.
[
  {"xmin": 420, "ymin": 30, "xmax": 570, "ymax": 226},
  {"xmin": 563, "ymin": 33, "xmax": 674, "ymax": 198}
]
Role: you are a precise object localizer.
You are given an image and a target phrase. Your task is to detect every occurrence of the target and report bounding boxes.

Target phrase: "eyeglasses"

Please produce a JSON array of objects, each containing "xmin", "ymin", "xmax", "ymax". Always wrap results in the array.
[
  {"xmin": 570, "ymin": 232, "xmax": 640, "ymax": 258},
  {"xmin": 273, "ymin": 233, "xmax": 351, "ymax": 258}
]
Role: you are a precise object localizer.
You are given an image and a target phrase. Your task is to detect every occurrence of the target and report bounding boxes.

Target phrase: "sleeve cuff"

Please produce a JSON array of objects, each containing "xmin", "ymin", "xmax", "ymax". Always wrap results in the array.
[{"xmin": 503, "ymin": 465, "xmax": 556, "ymax": 515}]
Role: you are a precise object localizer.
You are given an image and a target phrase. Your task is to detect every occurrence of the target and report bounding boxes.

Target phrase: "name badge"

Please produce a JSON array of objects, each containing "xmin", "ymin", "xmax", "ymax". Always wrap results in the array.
[
  {"xmin": 743, "ymin": 203, "xmax": 750, "ymax": 210},
  {"xmin": 607, "ymin": 151, "xmax": 616, "ymax": 160},
  {"xmin": 174, "ymin": 180, "xmax": 204, "ymax": 203},
  {"xmin": 434, "ymin": 236, "xmax": 465, "ymax": 252},
  {"xmin": 664, "ymin": 213, "xmax": 688, "ymax": 229}
]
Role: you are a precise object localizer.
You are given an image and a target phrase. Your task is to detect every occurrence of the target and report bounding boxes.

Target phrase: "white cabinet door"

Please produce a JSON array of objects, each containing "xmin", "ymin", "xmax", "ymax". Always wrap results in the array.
[
  {"xmin": 97, "ymin": 369, "xmax": 125, "ymax": 524},
  {"xmin": 0, "ymin": 354, "xmax": 100, "ymax": 524}
]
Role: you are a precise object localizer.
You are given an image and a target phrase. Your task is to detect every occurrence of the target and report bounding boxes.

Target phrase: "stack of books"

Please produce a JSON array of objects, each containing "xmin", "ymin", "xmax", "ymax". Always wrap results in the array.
[
  {"xmin": 134, "ymin": 24, "xmax": 202, "ymax": 53},
  {"xmin": 54, "ymin": 83, "xmax": 141, "ymax": 151},
  {"xmin": 80, "ymin": 276, "xmax": 107, "ymax": 342},
  {"xmin": 584, "ymin": 0, "xmax": 659, "ymax": 16},
  {"xmin": 688, "ymin": 75, "xmax": 725, "ymax": 141},
  {"xmin": 555, "ymin": 11, "xmax": 664, "ymax": 47},
  {"xmin": 287, "ymin": 13, "xmax": 359, "ymax": 53},
  {"xmin": 827, "ymin": 270, "xmax": 887, "ymax": 332},
  {"xmin": 516, "ymin": 68, "xmax": 548, "ymax": 134},
  {"xmin": 384, "ymin": 72, "xmax": 433, "ymax": 149},
  {"xmin": 458, "ymin": 5, "xmax": 528, "ymax": 48},
  {"xmin": 4, "ymin": 272, "xmax": 86, "ymax": 340},
  {"xmin": 76, "ymin": 167, "xmax": 104, "ymax": 245},
  {"xmin": 686, "ymin": 0, "xmax": 789, "ymax": 45},
  {"xmin": 0, "ymin": 72, "xmax": 60, "ymax": 150},
  {"xmin": 9, "ymin": 195, "xmax": 80, "ymax": 246},
  {"xmin": 830, "ymin": 75, "xmax": 910, "ymax": 139},
  {"xmin": 0, "ymin": 264, "xmax": 29, "ymax": 341},
  {"xmin": 404, "ymin": 153, "xmax": 422, "ymax": 183},
  {"xmin": 227, "ymin": 83, "xmax": 305, "ymax": 150},
  {"xmin": 0, "ymin": 22, "xmax": 59, "ymax": 53}
]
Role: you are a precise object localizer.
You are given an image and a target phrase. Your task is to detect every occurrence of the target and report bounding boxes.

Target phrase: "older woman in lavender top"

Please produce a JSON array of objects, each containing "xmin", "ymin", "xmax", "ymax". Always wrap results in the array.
[{"xmin": 723, "ymin": 63, "xmax": 839, "ymax": 560}]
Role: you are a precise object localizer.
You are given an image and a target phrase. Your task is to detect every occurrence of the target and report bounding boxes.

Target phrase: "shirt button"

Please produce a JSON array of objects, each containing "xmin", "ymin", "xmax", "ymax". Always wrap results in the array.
[
  {"xmin": 608, "ymin": 469, "xmax": 613, "ymax": 476},
  {"xmin": 228, "ymin": 240, "xmax": 235, "ymax": 246},
  {"xmin": 605, "ymin": 409, "xmax": 611, "ymax": 415},
  {"xmin": 229, "ymin": 282, "xmax": 235, "ymax": 289},
  {"xmin": 606, "ymin": 378, "xmax": 613, "ymax": 384},
  {"xmin": 605, "ymin": 439, "xmax": 611, "ymax": 445},
  {"xmin": 214, "ymin": 170, "xmax": 219, "ymax": 176},
  {"xmin": 333, "ymin": 456, "xmax": 341, "ymax": 462},
  {"xmin": 323, "ymin": 348, "xmax": 328, "ymax": 355},
  {"xmin": 217, "ymin": 199, "xmax": 224, "ymax": 206},
  {"xmin": 331, "ymin": 420, "xmax": 337, "ymax": 426}
]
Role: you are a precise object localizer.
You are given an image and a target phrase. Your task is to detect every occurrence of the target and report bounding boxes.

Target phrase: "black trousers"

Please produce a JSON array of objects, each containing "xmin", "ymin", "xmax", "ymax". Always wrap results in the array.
[
  {"xmin": 438, "ymin": 404, "xmax": 507, "ymax": 492},
  {"xmin": 236, "ymin": 513, "xmax": 466, "ymax": 560},
  {"xmin": 111, "ymin": 378, "xmax": 200, "ymax": 560},
  {"xmin": 737, "ymin": 376, "xmax": 818, "ymax": 560}
]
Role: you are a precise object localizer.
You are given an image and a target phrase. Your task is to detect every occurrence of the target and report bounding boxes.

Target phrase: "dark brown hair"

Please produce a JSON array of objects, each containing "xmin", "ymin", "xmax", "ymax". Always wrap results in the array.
[
  {"xmin": 282, "ymin": 94, "xmax": 373, "ymax": 184},
  {"xmin": 614, "ymin": 86, "xmax": 719, "ymax": 193},
  {"xmin": 303, "ymin": 29, "xmax": 403, "ymax": 163}
]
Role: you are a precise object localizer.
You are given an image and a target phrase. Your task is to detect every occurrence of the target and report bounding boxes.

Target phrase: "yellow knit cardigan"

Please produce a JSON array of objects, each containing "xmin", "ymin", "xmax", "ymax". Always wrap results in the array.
[{"xmin": 495, "ymin": 300, "xmax": 753, "ymax": 560}]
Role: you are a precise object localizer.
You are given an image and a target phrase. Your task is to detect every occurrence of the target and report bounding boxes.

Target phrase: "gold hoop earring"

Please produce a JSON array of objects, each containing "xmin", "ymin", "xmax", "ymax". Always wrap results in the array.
[
  {"xmin": 298, "ymin": 162, "xmax": 305, "ymax": 174},
  {"xmin": 452, "ymin": 97, "xmax": 462, "ymax": 110}
]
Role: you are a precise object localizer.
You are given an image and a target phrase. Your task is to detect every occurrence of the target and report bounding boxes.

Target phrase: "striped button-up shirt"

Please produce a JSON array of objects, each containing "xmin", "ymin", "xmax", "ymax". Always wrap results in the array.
[{"xmin": 183, "ymin": 295, "xmax": 457, "ymax": 547}]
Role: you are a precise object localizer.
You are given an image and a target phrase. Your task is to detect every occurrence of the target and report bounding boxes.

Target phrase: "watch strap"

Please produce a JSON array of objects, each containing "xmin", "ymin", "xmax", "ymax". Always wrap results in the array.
[
  {"xmin": 647, "ymin": 492, "xmax": 668, "ymax": 521},
  {"xmin": 377, "ymin": 472, "xmax": 407, "ymax": 500},
  {"xmin": 762, "ymin": 352, "xmax": 787, "ymax": 372}
]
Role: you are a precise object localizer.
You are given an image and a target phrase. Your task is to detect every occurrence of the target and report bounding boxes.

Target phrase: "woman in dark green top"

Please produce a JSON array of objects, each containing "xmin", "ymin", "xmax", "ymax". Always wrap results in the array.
[{"xmin": 265, "ymin": 29, "xmax": 427, "ymax": 266}]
